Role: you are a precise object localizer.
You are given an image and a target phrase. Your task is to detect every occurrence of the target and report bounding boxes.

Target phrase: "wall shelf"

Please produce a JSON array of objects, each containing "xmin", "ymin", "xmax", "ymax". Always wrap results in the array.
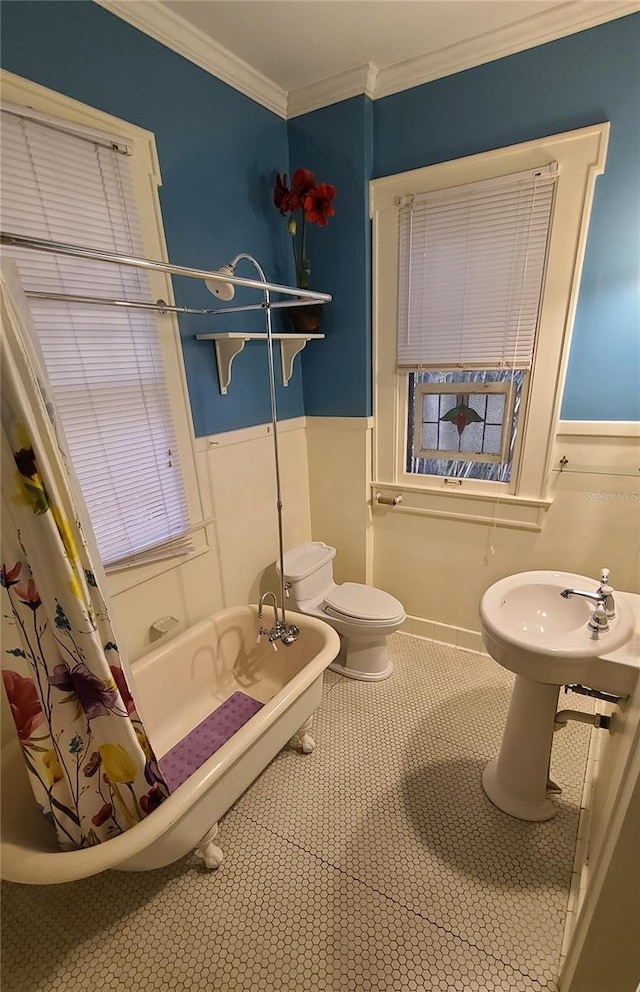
[{"xmin": 196, "ymin": 332, "xmax": 325, "ymax": 395}]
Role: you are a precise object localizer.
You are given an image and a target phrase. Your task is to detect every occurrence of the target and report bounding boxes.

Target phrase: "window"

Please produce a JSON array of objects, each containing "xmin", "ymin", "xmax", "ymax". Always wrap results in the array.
[
  {"xmin": 1, "ymin": 100, "xmax": 194, "ymax": 569},
  {"xmin": 407, "ymin": 370, "xmax": 525, "ymax": 481},
  {"xmin": 398, "ymin": 166, "xmax": 554, "ymax": 486},
  {"xmin": 371, "ymin": 124, "xmax": 609, "ymax": 526}
]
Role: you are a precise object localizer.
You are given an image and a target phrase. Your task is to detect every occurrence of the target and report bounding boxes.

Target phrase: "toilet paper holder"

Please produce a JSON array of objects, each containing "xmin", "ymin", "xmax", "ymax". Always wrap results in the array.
[{"xmin": 375, "ymin": 492, "xmax": 403, "ymax": 506}]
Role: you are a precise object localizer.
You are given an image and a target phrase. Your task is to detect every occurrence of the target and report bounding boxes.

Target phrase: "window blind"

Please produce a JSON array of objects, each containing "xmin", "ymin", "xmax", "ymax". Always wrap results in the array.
[
  {"xmin": 1, "ymin": 108, "xmax": 193, "ymax": 569},
  {"xmin": 397, "ymin": 166, "xmax": 557, "ymax": 369}
]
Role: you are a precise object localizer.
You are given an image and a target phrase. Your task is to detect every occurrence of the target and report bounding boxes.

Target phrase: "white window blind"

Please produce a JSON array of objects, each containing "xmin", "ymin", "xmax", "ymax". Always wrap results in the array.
[
  {"xmin": 397, "ymin": 166, "xmax": 557, "ymax": 369},
  {"xmin": 1, "ymin": 108, "xmax": 193, "ymax": 569}
]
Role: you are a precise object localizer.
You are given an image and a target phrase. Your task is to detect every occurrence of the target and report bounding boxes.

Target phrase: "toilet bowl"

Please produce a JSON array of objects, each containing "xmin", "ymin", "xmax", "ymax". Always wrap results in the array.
[{"xmin": 278, "ymin": 542, "xmax": 405, "ymax": 681}]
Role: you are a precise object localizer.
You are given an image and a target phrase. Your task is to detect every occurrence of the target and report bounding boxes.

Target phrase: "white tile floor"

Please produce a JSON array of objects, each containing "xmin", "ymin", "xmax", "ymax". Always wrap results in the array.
[{"xmin": 1, "ymin": 633, "xmax": 593, "ymax": 992}]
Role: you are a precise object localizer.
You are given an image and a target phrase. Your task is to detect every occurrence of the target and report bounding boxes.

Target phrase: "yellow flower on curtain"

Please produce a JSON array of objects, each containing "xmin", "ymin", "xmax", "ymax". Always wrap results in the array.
[
  {"xmin": 42, "ymin": 749, "xmax": 64, "ymax": 785},
  {"xmin": 66, "ymin": 573, "xmax": 83, "ymax": 600},
  {"xmin": 51, "ymin": 505, "xmax": 79, "ymax": 564},
  {"xmin": 99, "ymin": 743, "xmax": 138, "ymax": 784},
  {"xmin": 135, "ymin": 728, "xmax": 153, "ymax": 763}
]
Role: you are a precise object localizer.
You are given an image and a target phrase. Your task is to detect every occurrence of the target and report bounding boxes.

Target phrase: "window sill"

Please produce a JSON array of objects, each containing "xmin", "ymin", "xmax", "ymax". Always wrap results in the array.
[
  {"xmin": 371, "ymin": 481, "xmax": 552, "ymax": 531},
  {"xmin": 106, "ymin": 536, "xmax": 212, "ymax": 597}
]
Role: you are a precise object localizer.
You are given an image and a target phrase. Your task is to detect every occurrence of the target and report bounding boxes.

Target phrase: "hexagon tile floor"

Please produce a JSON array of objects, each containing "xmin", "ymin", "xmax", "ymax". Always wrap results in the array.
[{"xmin": 1, "ymin": 633, "xmax": 594, "ymax": 992}]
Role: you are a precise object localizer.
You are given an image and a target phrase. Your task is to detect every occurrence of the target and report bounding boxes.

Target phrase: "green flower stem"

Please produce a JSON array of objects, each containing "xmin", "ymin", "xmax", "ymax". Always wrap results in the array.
[
  {"xmin": 7, "ymin": 594, "xmax": 79, "ymax": 818},
  {"xmin": 111, "ymin": 781, "xmax": 136, "ymax": 828},
  {"xmin": 300, "ymin": 212, "xmax": 309, "ymax": 289},
  {"xmin": 30, "ymin": 610, "xmax": 81, "ymax": 822},
  {"xmin": 126, "ymin": 781, "xmax": 143, "ymax": 820},
  {"xmin": 291, "ymin": 226, "xmax": 300, "ymax": 289},
  {"xmin": 104, "ymin": 783, "xmax": 122, "ymax": 833},
  {"xmin": 21, "ymin": 746, "xmax": 78, "ymax": 843}
]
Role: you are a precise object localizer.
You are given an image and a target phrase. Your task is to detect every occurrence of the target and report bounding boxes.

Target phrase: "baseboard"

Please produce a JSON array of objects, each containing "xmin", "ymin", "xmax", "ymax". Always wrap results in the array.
[{"xmin": 400, "ymin": 614, "xmax": 485, "ymax": 654}]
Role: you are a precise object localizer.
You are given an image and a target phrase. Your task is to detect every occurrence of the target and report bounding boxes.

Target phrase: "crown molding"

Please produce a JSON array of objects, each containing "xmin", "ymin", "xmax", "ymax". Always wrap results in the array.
[
  {"xmin": 97, "ymin": 0, "xmax": 640, "ymax": 118},
  {"xmin": 95, "ymin": 0, "xmax": 288, "ymax": 118},
  {"xmin": 375, "ymin": 0, "xmax": 640, "ymax": 99},
  {"xmin": 287, "ymin": 62, "xmax": 378, "ymax": 118}
]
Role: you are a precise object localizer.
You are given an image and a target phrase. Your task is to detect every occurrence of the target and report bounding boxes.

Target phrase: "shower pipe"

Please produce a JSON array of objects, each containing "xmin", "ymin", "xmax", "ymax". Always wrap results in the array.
[
  {"xmin": 211, "ymin": 251, "xmax": 294, "ymax": 632},
  {"xmin": 1, "ymin": 231, "xmax": 332, "ymax": 630}
]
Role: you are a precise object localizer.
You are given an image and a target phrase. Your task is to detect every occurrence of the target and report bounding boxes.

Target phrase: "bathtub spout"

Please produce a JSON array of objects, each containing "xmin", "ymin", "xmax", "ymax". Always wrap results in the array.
[
  {"xmin": 258, "ymin": 591, "xmax": 300, "ymax": 647},
  {"xmin": 258, "ymin": 590, "xmax": 279, "ymax": 620}
]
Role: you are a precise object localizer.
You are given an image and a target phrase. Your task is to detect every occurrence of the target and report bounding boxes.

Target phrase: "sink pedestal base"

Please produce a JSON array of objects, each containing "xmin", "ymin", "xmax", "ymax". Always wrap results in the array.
[{"xmin": 482, "ymin": 676, "xmax": 560, "ymax": 821}]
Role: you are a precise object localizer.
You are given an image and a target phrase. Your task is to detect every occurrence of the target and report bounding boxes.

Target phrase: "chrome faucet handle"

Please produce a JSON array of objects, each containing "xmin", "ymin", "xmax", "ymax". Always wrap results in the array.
[
  {"xmin": 597, "ymin": 567, "xmax": 616, "ymax": 619},
  {"xmin": 588, "ymin": 602, "xmax": 610, "ymax": 634},
  {"xmin": 281, "ymin": 623, "xmax": 299, "ymax": 646}
]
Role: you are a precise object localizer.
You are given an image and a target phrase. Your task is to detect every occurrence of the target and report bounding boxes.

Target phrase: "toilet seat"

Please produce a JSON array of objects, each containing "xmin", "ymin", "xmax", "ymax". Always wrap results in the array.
[{"xmin": 323, "ymin": 583, "xmax": 405, "ymax": 624}]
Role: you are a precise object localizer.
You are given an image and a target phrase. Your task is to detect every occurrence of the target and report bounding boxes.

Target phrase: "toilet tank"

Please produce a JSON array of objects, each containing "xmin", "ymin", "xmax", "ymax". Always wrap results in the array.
[{"xmin": 279, "ymin": 542, "xmax": 336, "ymax": 605}]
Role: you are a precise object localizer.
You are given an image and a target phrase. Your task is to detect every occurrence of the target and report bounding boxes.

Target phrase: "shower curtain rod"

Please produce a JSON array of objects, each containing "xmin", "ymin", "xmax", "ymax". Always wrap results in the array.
[
  {"xmin": 0, "ymin": 231, "xmax": 331, "ymax": 306},
  {"xmin": 23, "ymin": 291, "xmax": 323, "ymax": 316}
]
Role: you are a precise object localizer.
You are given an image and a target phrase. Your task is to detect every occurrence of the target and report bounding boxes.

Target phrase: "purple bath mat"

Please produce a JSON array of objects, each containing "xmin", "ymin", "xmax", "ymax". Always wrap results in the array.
[{"xmin": 159, "ymin": 691, "xmax": 264, "ymax": 792}]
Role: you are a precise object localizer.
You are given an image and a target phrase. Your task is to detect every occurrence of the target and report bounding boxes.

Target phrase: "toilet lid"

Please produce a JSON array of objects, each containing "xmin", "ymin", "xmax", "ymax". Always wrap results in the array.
[{"xmin": 324, "ymin": 583, "xmax": 405, "ymax": 623}]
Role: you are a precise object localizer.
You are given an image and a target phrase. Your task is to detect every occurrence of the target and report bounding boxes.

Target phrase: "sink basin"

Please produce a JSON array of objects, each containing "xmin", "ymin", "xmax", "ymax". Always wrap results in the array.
[{"xmin": 480, "ymin": 570, "xmax": 635, "ymax": 689}]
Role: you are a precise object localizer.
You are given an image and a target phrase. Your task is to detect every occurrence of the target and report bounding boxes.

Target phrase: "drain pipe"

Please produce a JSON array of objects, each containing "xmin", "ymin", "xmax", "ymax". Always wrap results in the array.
[{"xmin": 554, "ymin": 710, "xmax": 611, "ymax": 732}]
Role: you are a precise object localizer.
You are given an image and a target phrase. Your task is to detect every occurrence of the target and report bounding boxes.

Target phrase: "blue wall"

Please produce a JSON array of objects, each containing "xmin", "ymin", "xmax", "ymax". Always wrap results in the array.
[
  {"xmin": 288, "ymin": 97, "xmax": 374, "ymax": 416},
  {"xmin": 374, "ymin": 13, "xmax": 640, "ymax": 421},
  {"xmin": 1, "ymin": 0, "xmax": 298, "ymax": 436},
  {"xmin": 3, "ymin": 4, "xmax": 639, "ymax": 425}
]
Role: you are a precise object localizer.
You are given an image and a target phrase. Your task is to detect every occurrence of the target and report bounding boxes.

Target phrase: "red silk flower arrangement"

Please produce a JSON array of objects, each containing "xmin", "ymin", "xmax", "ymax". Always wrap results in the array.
[{"xmin": 273, "ymin": 168, "xmax": 336, "ymax": 290}]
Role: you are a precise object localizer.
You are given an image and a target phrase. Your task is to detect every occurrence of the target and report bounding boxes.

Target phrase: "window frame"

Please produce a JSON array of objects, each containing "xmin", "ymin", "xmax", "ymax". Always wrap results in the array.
[
  {"xmin": 370, "ymin": 123, "xmax": 610, "ymax": 527},
  {"xmin": 411, "ymin": 377, "xmax": 517, "ymax": 466},
  {"xmin": 1, "ymin": 70, "xmax": 206, "ymax": 593}
]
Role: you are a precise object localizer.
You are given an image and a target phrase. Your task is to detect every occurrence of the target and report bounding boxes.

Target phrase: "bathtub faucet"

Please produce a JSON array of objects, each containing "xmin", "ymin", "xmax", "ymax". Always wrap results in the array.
[{"xmin": 258, "ymin": 591, "xmax": 300, "ymax": 647}]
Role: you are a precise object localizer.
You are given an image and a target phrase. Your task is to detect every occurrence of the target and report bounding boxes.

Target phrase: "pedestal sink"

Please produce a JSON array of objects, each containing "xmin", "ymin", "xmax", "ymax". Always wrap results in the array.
[{"xmin": 480, "ymin": 570, "xmax": 636, "ymax": 821}]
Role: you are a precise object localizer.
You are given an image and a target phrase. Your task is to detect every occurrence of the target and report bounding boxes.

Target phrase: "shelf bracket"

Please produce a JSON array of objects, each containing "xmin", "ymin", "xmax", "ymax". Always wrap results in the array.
[
  {"xmin": 214, "ymin": 337, "xmax": 248, "ymax": 395},
  {"xmin": 196, "ymin": 332, "xmax": 325, "ymax": 395},
  {"xmin": 280, "ymin": 337, "xmax": 311, "ymax": 387}
]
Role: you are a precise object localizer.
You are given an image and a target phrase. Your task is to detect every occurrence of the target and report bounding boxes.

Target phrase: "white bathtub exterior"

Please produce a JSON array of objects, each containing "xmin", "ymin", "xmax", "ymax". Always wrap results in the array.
[{"xmin": 0, "ymin": 606, "xmax": 340, "ymax": 884}]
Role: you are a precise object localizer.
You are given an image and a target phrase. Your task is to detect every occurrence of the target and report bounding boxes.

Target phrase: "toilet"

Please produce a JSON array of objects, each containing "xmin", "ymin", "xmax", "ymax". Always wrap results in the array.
[{"xmin": 278, "ymin": 541, "xmax": 405, "ymax": 681}]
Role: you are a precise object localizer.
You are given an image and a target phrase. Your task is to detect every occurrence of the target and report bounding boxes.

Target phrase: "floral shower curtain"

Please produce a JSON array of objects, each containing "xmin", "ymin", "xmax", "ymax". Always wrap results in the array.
[{"xmin": 0, "ymin": 262, "xmax": 169, "ymax": 849}]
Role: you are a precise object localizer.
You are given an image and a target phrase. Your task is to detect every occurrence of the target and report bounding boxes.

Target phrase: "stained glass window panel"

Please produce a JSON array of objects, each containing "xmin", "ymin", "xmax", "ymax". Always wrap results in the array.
[{"xmin": 407, "ymin": 370, "xmax": 526, "ymax": 482}]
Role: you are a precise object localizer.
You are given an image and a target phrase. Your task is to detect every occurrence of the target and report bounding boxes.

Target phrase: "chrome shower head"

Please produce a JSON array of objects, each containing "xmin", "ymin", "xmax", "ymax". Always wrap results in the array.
[{"xmin": 205, "ymin": 263, "xmax": 235, "ymax": 301}]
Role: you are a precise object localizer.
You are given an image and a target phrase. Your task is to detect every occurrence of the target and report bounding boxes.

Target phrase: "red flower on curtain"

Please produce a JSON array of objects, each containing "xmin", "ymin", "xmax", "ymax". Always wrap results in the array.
[
  {"xmin": 1, "ymin": 562, "xmax": 22, "ymax": 588},
  {"xmin": 110, "ymin": 665, "xmax": 136, "ymax": 716},
  {"xmin": 2, "ymin": 670, "xmax": 45, "ymax": 743},
  {"xmin": 15, "ymin": 579, "xmax": 41, "ymax": 611}
]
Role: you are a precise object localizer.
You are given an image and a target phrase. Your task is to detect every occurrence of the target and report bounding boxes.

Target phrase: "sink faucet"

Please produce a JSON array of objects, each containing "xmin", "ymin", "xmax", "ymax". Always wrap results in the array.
[
  {"xmin": 258, "ymin": 590, "xmax": 300, "ymax": 647},
  {"xmin": 560, "ymin": 568, "xmax": 616, "ymax": 632}
]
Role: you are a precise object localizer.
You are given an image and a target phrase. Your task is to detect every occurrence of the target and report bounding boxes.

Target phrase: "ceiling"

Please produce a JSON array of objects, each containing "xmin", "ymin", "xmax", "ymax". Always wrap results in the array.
[
  {"xmin": 163, "ymin": 0, "xmax": 561, "ymax": 91},
  {"xmin": 101, "ymin": 0, "xmax": 640, "ymax": 116}
]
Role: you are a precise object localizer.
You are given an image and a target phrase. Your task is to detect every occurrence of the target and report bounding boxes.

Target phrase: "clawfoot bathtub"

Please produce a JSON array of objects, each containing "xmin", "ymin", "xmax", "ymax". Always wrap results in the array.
[{"xmin": 1, "ymin": 605, "xmax": 339, "ymax": 884}]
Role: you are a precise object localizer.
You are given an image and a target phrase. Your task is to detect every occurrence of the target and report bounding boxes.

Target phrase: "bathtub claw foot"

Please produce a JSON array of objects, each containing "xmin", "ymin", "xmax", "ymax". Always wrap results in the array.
[
  {"xmin": 300, "ymin": 732, "xmax": 316, "ymax": 753},
  {"xmin": 196, "ymin": 842, "xmax": 224, "ymax": 869},
  {"xmin": 290, "ymin": 716, "xmax": 316, "ymax": 754},
  {"xmin": 195, "ymin": 823, "xmax": 224, "ymax": 870}
]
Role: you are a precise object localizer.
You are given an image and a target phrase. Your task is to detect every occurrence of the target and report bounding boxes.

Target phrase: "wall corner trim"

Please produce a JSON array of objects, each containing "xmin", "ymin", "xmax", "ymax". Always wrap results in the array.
[
  {"xmin": 95, "ymin": 0, "xmax": 288, "ymax": 118},
  {"xmin": 287, "ymin": 63, "xmax": 378, "ymax": 119}
]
